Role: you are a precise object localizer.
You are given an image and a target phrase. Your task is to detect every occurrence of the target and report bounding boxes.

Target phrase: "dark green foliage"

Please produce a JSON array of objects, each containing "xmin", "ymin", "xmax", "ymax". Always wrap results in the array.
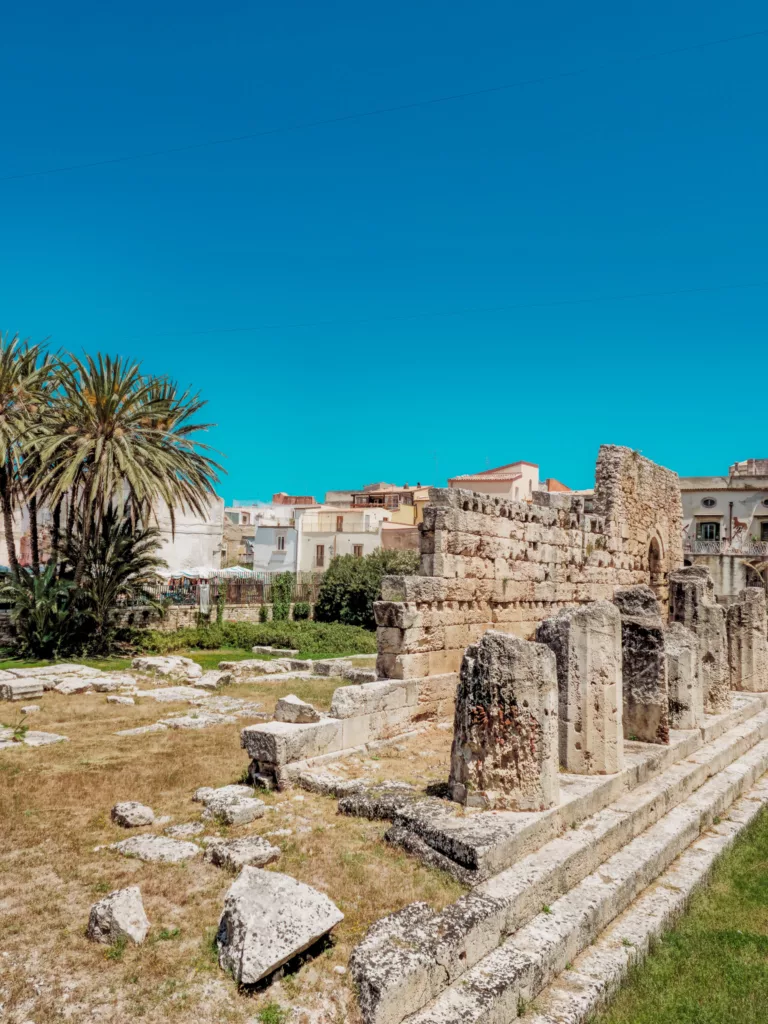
[
  {"xmin": 258, "ymin": 604, "xmax": 269, "ymax": 623},
  {"xmin": 292, "ymin": 600, "xmax": 311, "ymax": 621},
  {"xmin": 1, "ymin": 564, "xmax": 85, "ymax": 659},
  {"xmin": 314, "ymin": 549, "xmax": 420, "ymax": 629},
  {"xmin": 271, "ymin": 572, "xmax": 294, "ymax": 622},
  {"xmin": 135, "ymin": 619, "xmax": 377, "ymax": 659}
]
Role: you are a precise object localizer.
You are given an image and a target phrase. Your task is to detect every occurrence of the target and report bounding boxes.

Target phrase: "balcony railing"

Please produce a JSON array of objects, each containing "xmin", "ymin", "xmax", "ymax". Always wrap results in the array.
[{"xmin": 684, "ymin": 538, "xmax": 768, "ymax": 557}]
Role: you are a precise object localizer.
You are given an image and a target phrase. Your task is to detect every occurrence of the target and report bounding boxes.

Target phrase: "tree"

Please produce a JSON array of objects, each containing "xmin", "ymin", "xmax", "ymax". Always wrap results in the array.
[
  {"xmin": 31, "ymin": 353, "xmax": 222, "ymax": 582},
  {"xmin": 314, "ymin": 549, "xmax": 420, "ymax": 629},
  {"xmin": 64, "ymin": 504, "xmax": 167, "ymax": 653},
  {"xmin": 0, "ymin": 333, "xmax": 47, "ymax": 579}
]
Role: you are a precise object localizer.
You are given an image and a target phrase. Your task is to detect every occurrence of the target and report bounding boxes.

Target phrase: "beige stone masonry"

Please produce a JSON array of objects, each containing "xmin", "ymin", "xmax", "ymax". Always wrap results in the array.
[{"xmin": 727, "ymin": 587, "xmax": 768, "ymax": 692}]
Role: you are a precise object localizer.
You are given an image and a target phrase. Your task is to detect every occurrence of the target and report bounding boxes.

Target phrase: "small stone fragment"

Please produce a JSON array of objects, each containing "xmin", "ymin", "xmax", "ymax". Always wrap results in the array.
[
  {"xmin": 111, "ymin": 802, "xmax": 156, "ymax": 828},
  {"xmin": 20, "ymin": 705, "xmax": 40, "ymax": 714},
  {"xmin": 115, "ymin": 722, "xmax": 169, "ymax": 736},
  {"xmin": 87, "ymin": 886, "xmax": 150, "ymax": 945},
  {"xmin": 107, "ymin": 695, "xmax": 135, "ymax": 706},
  {"xmin": 274, "ymin": 694, "xmax": 321, "ymax": 724},
  {"xmin": 165, "ymin": 822, "xmax": 205, "ymax": 838},
  {"xmin": 54, "ymin": 678, "xmax": 93, "ymax": 695}
]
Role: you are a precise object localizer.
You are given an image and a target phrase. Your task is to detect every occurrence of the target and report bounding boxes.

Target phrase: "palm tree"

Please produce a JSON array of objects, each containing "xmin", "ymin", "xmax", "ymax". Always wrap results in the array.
[
  {"xmin": 0, "ymin": 334, "xmax": 47, "ymax": 579},
  {"xmin": 65, "ymin": 502, "xmax": 167, "ymax": 652},
  {"xmin": 32, "ymin": 353, "xmax": 222, "ymax": 582}
]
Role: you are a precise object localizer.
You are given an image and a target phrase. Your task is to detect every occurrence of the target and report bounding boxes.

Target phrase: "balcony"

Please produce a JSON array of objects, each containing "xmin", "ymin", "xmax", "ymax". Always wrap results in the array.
[{"xmin": 684, "ymin": 538, "xmax": 768, "ymax": 557}]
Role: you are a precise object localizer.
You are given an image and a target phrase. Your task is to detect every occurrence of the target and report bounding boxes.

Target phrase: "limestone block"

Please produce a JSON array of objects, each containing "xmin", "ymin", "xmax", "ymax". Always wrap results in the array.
[
  {"xmin": 727, "ymin": 588, "xmax": 768, "ymax": 692},
  {"xmin": 205, "ymin": 836, "xmax": 281, "ymax": 871},
  {"xmin": 449, "ymin": 630, "xmax": 559, "ymax": 811},
  {"xmin": 613, "ymin": 586, "xmax": 669, "ymax": 744},
  {"xmin": 111, "ymin": 801, "xmax": 155, "ymax": 828},
  {"xmin": 217, "ymin": 866, "xmax": 343, "ymax": 984},
  {"xmin": 240, "ymin": 719, "xmax": 343, "ymax": 765},
  {"xmin": 665, "ymin": 623, "xmax": 703, "ymax": 729},
  {"xmin": 87, "ymin": 886, "xmax": 149, "ymax": 945},
  {"xmin": 536, "ymin": 601, "xmax": 624, "ymax": 774},
  {"xmin": 669, "ymin": 567, "xmax": 730, "ymax": 713},
  {"xmin": 131, "ymin": 655, "xmax": 202, "ymax": 681},
  {"xmin": 0, "ymin": 679, "xmax": 44, "ymax": 701},
  {"xmin": 274, "ymin": 694, "xmax": 321, "ymax": 724},
  {"xmin": 329, "ymin": 679, "xmax": 418, "ymax": 719},
  {"xmin": 111, "ymin": 835, "xmax": 201, "ymax": 863}
]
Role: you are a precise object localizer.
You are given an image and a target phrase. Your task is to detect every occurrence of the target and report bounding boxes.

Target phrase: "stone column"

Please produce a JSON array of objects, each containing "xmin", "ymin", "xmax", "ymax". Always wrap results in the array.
[
  {"xmin": 727, "ymin": 588, "xmax": 768, "ymax": 692},
  {"xmin": 669, "ymin": 566, "xmax": 730, "ymax": 714},
  {"xmin": 536, "ymin": 601, "xmax": 623, "ymax": 774},
  {"xmin": 449, "ymin": 630, "xmax": 559, "ymax": 811},
  {"xmin": 664, "ymin": 623, "xmax": 703, "ymax": 729},
  {"xmin": 612, "ymin": 586, "xmax": 669, "ymax": 744}
]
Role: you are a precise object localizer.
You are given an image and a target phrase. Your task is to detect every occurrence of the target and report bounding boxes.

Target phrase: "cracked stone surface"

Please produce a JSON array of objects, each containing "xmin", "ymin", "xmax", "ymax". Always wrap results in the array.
[
  {"xmin": 87, "ymin": 886, "xmax": 150, "ymax": 945},
  {"xmin": 111, "ymin": 834, "xmax": 201, "ymax": 863},
  {"xmin": 205, "ymin": 836, "xmax": 281, "ymax": 870},
  {"xmin": 111, "ymin": 802, "xmax": 155, "ymax": 828}
]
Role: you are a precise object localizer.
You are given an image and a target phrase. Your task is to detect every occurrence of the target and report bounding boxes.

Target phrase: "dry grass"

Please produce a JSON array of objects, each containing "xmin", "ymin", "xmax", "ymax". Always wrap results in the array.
[{"xmin": 0, "ymin": 684, "xmax": 461, "ymax": 1024}]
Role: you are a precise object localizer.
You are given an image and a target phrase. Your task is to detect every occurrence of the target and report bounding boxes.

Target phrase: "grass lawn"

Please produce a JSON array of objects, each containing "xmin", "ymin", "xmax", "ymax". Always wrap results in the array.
[
  {"xmin": 591, "ymin": 808, "xmax": 768, "ymax": 1024},
  {"xmin": 0, "ymin": 649, "xmax": 280, "ymax": 674}
]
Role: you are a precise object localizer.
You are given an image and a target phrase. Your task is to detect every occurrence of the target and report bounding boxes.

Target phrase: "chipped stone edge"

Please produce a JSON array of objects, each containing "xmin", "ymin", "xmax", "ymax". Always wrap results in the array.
[{"xmin": 527, "ymin": 775, "xmax": 768, "ymax": 1024}]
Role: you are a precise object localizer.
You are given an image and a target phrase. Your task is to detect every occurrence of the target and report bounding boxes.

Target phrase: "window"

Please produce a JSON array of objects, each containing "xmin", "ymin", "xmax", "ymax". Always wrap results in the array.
[
  {"xmin": 701, "ymin": 498, "xmax": 717, "ymax": 508},
  {"xmin": 316, "ymin": 544, "xmax": 325, "ymax": 568},
  {"xmin": 762, "ymin": 499, "xmax": 768, "ymax": 508},
  {"xmin": 696, "ymin": 521, "xmax": 720, "ymax": 542},
  {"xmin": 276, "ymin": 534, "xmax": 286, "ymax": 551},
  {"xmin": 761, "ymin": 522, "xmax": 768, "ymax": 542},
  {"xmin": 336, "ymin": 515, "xmax": 344, "ymax": 532},
  {"xmin": 353, "ymin": 544, "xmax": 363, "ymax": 557}
]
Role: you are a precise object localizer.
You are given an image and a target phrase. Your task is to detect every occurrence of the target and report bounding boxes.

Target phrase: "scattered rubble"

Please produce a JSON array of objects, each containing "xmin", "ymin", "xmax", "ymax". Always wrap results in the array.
[
  {"xmin": 165, "ymin": 822, "xmax": 205, "ymax": 838},
  {"xmin": 217, "ymin": 866, "xmax": 344, "ymax": 984},
  {"xmin": 87, "ymin": 886, "xmax": 150, "ymax": 945},
  {"xmin": 107, "ymin": 695, "xmax": 135, "ymax": 706},
  {"xmin": 195, "ymin": 785, "xmax": 266, "ymax": 825},
  {"xmin": 131, "ymin": 655, "xmax": 203, "ymax": 681}
]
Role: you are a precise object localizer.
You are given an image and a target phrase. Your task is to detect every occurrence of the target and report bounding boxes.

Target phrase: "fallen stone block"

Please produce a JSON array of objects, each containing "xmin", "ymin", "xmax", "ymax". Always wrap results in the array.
[
  {"xmin": 160, "ymin": 712, "xmax": 238, "ymax": 730},
  {"xmin": 20, "ymin": 704, "xmax": 40, "ymax": 714},
  {"xmin": 92, "ymin": 675, "xmax": 138, "ymax": 692},
  {"xmin": 197, "ymin": 671, "xmax": 234, "ymax": 690},
  {"xmin": 165, "ymin": 822, "xmax": 205, "ymax": 838},
  {"xmin": 0, "ymin": 679, "xmax": 44, "ymax": 702},
  {"xmin": 22, "ymin": 730, "xmax": 68, "ymax": 747},
  {"xmin": 107, "ymin": 695, "xmax": 135, "ymax": 706},
  {"xmin": 220, "ymin": 658, "xmax": 292, "ymax": 677},
  {"xmin": 298, "ymin": 771, "xmax": 367, "ymax": 797},
  {"xmin": 217, "ymin": 866, "xmax": 344, "ymax": 984},
  {"xmin": 329, "ymin": 679, "xmax": 417, "ymax": 720},
  {"xmin": 111, "ymin": 835, "xmax": 201, "ymax": 863},
  {"xmin": 131, "ymin": 655, "xmax": 203, "ymax": 682},
  {"xmin": 111, "ymin": 802, "xmax": 155, "ymax": 828},
  {"xmin": 194, "ymin": 784, "xmax": 253, "ymax": 803},
  {"xmin": 54, "ymin": 678, "xmax": 94, "ymax": 695},
  {"xmin": 241, "ymin": 719, "xmax": 344, "ymax": 767},
  {"xmin": 313, "ymin": 658, "xmax": 353, "ymax": 677},
  {"xmin": 274, "ymin": 694, "xmax": 321, "ymax": 724},
  {"xmin": 195, "ymin": 784, "xmax": 266, "ymax": 825},
  {"xmin": 252, "ymin": 645, "xmax": 300, "ymax": 657},
  {"xmin": 87, "ymin": 886, "xmax": 150, "ymax": 945},
  {"xmin": 136, "ymin": 686, "xmax": 211, "ymax": 703},
  {"xmin": 205, "ymin": 836, "xmax": 281, "ymax": 870},
  {"xmin": 115, "ymin": 722, "xmax": 168, "ymax": 736}
]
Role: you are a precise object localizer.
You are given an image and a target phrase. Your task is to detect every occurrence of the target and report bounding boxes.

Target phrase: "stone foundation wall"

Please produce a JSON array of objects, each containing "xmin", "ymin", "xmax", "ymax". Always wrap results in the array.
[{"xmin": 375, "ymin": 445, "xmax": 683, "ymax": 680}]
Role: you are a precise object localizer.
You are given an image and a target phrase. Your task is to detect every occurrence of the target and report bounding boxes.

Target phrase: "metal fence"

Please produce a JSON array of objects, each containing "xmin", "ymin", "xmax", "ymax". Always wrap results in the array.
[
  {"xmin": 134, "ymin": 572, "xmax": 324, "ymax": 608},
  {"xmin": 684, "ymin": 540, "xmax": 768, "ymax": 557}
]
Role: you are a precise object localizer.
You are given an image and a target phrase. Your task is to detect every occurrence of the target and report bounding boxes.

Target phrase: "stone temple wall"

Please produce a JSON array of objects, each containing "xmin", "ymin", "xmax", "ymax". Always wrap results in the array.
[{"xmin": 375, "ymin": 445, "xmax": 683, "ymax": 680}]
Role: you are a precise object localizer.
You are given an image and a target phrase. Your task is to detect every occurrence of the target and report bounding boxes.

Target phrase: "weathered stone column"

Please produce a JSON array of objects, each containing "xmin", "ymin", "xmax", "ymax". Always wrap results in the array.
[
  {"xmin": 664, "ymin": 623, "xmax": 703, "ymax": 729},
  {"xmin": 536, "ymin": 601, "xmax": 623, "ymax": 774},
  {"xmin": 612, "ymin": 586, "xmax": 669, "ymax": 744},
  {"xmin": 669, "ymin": 566, "xmax": 730, "ymax": 713},
  {"xmin": 449, "ymin": 630, "xmax": 559, "ymax": 811},
  {"xmin": 727, "ymin": 588, "xmax": 768, "ymax": 692}
]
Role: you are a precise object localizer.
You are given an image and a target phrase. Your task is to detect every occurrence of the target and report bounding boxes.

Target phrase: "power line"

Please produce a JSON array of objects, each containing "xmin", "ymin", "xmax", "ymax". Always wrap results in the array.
[
  {"xmin": 3, "ymin": 27, "xmax": 767, "ymax": 183},
  {"xmin": 138, "ymin": 279, "xmax": 768, "ymax": 339}
]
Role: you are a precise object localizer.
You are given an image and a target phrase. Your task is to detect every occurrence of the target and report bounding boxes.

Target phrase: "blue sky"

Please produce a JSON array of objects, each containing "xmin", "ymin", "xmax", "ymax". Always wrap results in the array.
[{"xmin": 2, "ymin": 1, "xmax": 766, "ymax": 502}]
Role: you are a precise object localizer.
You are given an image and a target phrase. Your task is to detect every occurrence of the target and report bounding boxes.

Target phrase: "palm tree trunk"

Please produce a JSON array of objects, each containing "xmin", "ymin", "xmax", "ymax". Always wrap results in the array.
[
  {"xmin": 29, "ymin": 494, "xmax": 40, "ymax": 575},
  {"xmin": 74, "ymin": 486, "xmax": 94, "ymax": 586},
  {"xmin": 51, "ymin": 498, "xmax": 62, "ymax": 569},
  {"xmin": 65, "ymin": 490, "xmax": 76, "ymax": 549},
  {"xmin": 0, "ymin": 461, "xmax": 20, "ymax": 580}
]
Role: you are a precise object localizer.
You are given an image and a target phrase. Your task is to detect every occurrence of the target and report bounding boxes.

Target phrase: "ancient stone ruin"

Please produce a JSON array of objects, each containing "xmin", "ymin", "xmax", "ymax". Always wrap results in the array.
[
  {"xmin": 669, "ymin": 565, "xmax": 730, "ymax": 713},
  {"xmin": 536, "ymin": 600, "xmax": 624, "ymax": 773},
  {"xmin": 612, "ymin": 585, "xmax": 669, "ymax": 744},
  {"xmin": 449, "ymin": 630, "xmax": 559, "ymax": 809},
  {"xmin": 727, "ymin": 587, "xmax": 768, "ymax": 692}
]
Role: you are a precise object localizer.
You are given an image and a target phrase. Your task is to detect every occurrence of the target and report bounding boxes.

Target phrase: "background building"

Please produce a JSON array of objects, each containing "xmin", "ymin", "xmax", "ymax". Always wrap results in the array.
[{"xmin": 680, "ymin": 458, "xmax": 768, "ymax": 601}]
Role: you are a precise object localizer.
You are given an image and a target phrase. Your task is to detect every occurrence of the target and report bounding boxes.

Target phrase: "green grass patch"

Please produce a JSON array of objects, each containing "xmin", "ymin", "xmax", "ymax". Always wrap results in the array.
[
  {"xmin": 0, "ymin": 655, "xmax": 132, "ymax": 671},
  {"xmin": 591, "ymin": 808, "xmax": 768, "ymax": 1024}
]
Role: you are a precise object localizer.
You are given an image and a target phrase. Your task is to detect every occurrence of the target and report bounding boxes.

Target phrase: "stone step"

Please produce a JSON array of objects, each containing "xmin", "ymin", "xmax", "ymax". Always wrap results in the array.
[
  {"xmin": 526, "ymin": 774, "xmax": 768, "ymax": 1024},
  {"xmin": 384, "ymin": 693, "xmax": 767, "ymax": 883},
  {"xmin": 398, "ymin": 740, "xmax": 768, "ymax": 1024},
  {"xmin": 351, "ymin": 706, "xmax": 768, "ymax": 1024}
]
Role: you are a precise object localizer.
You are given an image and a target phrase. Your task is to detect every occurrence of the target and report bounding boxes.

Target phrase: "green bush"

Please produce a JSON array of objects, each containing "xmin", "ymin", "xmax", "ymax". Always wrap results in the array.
[
  {"xmin": 258, "ymin": 604, "xmax": 269, "ymax": 623},
  {"xmin": 292, "ymin": 600, "xmax": 311, "ymax": 621},
  {"xmin": 314, "ymin": 549, "xmax": 420, "ymax": 629},
  {"xmin": 271, "ymin": 572, "xmax": 294, "ymax": 622},
  {"xmin": 134, "ymin": 619, "xmax": 376, "ymax": 659}
]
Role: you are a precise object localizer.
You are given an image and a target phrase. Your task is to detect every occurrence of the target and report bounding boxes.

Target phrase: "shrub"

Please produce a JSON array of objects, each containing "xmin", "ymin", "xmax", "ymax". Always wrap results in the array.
[
  {"xmin": 134, "ymin": 619, "xmax": 376, "ymax": 659},
  {"xmin": 314, "ymin": 549, "xmax": 420, "ymax": 629},
  {"xmin": 258, "ymin": 604, "xmax": 269, "ymax": 623},
  {"xmin": 271, "ymin": 572, "xmax": 294, "ymax": 622},
  {"xmin": 292, "ymin": 600, "xmax": 310, "ymax": 621}
]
